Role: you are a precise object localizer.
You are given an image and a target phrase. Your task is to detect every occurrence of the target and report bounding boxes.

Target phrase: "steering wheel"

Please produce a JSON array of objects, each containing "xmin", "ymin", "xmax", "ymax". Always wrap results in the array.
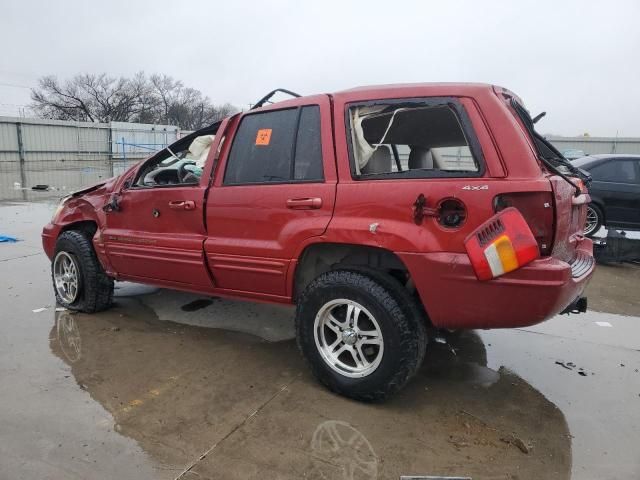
[{"xmin": 177, "ymin": 161, "xmax": 195, "ymax": 183}]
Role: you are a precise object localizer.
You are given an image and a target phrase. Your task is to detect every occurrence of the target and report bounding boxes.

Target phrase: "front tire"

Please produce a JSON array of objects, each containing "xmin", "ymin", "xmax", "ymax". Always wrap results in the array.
[
  {"xmin": 296, "ymin": 270, "xmax": 427, "ymax": 401},
  {"xmin": 52, "ymin": 230, "xmax": 114, "ymax": 312},
  {"xmin": 584, "ymin": 204, "xmax": 603, "ymax": 237}
]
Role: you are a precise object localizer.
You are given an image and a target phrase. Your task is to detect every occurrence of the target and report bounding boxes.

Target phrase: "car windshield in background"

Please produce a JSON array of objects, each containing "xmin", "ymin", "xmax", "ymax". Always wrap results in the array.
[
  {"xmin": 571, "ymin": 156, "xmax": 597, "ymax": 168},
  {"xmin": 563, "ymin": 149, "xmax": 587, "ymax": 160}
]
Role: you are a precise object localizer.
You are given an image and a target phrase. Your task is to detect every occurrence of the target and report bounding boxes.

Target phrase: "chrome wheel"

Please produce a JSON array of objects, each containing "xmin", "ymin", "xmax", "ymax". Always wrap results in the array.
[
  {"xmin": 53, "ymin": 251, "xmax": 80, "ymax": 304},
  {"xmin": 313, "ymin": 299, "xmax": 384, "ymax": 378},
  {"xmin": 584, "ymin": 205, "xmax": 600, "ymax": 236}
]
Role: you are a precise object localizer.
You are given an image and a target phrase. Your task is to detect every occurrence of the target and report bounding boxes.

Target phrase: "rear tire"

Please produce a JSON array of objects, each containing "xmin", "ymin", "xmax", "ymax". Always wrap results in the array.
[
  {"xmin": 584, "ymin": 204, "xmax": 603, "ymax": 237},
  {"xmin": 295, "ymin": 270, "xmax": 427, "ymax": 401},
  {"xmin": 52, "ymin": 230, "xmax": 114, "ymax": 313}
]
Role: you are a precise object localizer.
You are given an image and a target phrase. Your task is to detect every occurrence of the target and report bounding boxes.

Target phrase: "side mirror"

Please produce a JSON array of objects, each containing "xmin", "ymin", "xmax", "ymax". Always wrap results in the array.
[{"xmin": 103, "ymin": 194, "xmax": 120, "ymax": 213}]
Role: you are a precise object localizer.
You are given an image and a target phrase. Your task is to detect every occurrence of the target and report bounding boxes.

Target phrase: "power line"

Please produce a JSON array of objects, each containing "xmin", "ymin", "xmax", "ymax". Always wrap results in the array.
[
  {"xmin": 0, "ymin": 102, "xmax": 30, "ymax": 107},
  {"xmin": 0, "ymin": 81, "xmax": 32, "ymax": 89}
]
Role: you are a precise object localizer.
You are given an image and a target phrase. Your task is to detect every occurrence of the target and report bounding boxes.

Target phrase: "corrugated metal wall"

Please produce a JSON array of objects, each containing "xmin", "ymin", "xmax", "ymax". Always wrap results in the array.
[
  {"xmin": 547, "ymin": 135, "xmax": 640, "ymax": 156},
  {"xmin": 0, "ymin": 117, "xmax": 180, "ymax": 201}
]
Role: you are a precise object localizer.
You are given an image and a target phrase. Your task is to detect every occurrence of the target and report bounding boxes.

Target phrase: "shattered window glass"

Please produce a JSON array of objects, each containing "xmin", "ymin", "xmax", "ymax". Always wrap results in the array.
[{"xmin": 348, "ymin": 103, "xmax": 479, "ymax": 177}]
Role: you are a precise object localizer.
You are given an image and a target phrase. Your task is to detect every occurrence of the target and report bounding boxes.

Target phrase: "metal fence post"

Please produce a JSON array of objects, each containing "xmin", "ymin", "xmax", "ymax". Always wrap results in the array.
[
  {"xmin": 16, "ymin": 122, "xmax": 27, "ymax": 188},
  {"xmin": 107, "ymin": 126, "xmax": 114, "ymax": 177}
]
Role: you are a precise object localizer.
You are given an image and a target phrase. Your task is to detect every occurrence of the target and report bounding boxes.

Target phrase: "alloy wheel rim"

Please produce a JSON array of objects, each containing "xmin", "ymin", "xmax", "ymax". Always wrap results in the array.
[
  {"xmin": 313, "ymin": 299, "xmax": 384, "ymax": 378},
  {"xmin": 53, "ymin": 251, "xmax": 80, "ymax": 304},
  {"xmin": 584, "ymin": 206, "xmax": 599, "ymax": 235}
]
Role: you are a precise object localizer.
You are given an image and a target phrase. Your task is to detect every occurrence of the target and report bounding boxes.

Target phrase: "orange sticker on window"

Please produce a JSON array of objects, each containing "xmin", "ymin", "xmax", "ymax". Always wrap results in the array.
[{"xmin": 255, "ymin": 128, "xmax": 272, "ymax": 145}]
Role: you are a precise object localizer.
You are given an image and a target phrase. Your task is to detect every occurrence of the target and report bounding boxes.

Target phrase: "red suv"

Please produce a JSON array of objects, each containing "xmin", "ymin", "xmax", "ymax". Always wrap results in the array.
[{"xmin": 43, "ymin": 84, "xmax": 594, "ymax": 400}]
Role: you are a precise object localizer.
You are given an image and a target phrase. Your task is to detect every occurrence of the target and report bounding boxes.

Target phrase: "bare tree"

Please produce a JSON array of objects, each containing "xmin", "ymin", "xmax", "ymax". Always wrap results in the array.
[
  {"xmin": 149, "ymin": 73, "xmax": 182, "ymax": 124},
  {"xmin": 31, "ymin": 73, "xmax": 237, "ymax": 128}
]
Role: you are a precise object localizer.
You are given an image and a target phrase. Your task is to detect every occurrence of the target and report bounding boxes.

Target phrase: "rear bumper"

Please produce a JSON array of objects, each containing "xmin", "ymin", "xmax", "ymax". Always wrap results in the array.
[{"xmin": 399, "ymin": 238, "xmax": 594, "ymax": 329}]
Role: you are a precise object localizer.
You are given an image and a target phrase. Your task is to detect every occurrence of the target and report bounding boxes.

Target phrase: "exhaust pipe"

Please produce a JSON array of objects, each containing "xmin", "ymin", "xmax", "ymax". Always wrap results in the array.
[{"xmin": 560, "ymin": 296, "xmax": 588, "ymax": 315}]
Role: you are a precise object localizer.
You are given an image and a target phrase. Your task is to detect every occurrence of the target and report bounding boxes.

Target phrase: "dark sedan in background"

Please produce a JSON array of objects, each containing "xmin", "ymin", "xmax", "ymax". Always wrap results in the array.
[{"xmin": 572, "ymin": 155, "xmax": 640, "ymax": 236}]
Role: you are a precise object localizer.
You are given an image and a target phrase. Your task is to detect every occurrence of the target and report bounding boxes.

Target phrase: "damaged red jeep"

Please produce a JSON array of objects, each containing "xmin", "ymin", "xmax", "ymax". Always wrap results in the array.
[{"xmin": 43, "ymin": 84, "xmax": 595, "ymax": 400}]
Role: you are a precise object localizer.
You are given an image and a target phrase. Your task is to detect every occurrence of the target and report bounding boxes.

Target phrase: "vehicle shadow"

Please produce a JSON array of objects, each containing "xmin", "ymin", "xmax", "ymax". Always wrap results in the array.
[{"xmin": 50, "ymin": 299, "xmax": 571, "ymax": 479}]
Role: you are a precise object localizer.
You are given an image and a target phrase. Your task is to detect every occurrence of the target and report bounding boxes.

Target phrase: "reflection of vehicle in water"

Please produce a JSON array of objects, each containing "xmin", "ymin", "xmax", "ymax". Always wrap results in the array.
[
  {"xmin": 54, "ymin": 311, "xmax": 82, "ymax": 363},
  {"xmin": 50, "ymin": 312, "xmax": 571, "ymax": 479},
  {"xmin": 311, "ymin": 420, "xmax": 378, "ymax": 480}
]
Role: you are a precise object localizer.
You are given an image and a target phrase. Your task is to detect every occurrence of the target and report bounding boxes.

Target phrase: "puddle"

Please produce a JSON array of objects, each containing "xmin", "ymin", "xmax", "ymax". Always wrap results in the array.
[
  {"xmin": 49, "ymin": 307, "xmax": 573, "ymax": 479},
  {"xmin": 2, "ymin": 199, "xmax": 639, "ymax": 479}
]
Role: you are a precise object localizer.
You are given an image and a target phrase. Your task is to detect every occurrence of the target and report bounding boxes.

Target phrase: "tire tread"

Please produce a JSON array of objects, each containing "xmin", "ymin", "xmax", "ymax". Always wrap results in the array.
[
  {"xmin": 296, "ymin": 269, "xmax": 427, "ymax": 401},
  {"xmin": 53, "ymin": 230, "xmax": 113, "ymax": 313}
]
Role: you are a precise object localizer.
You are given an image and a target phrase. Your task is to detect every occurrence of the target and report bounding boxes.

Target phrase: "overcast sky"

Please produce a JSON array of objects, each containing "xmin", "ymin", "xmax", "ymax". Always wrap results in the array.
[{"xmin": 1, "ymin": 0, "xmax": 638, "ymax": 136}]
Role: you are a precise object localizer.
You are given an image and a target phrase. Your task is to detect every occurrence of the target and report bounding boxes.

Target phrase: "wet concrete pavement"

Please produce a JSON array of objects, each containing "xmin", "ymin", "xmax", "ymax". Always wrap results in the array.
[{"xmin": 1, "ymin": 199, "xmax": 639, "ymax": 479}]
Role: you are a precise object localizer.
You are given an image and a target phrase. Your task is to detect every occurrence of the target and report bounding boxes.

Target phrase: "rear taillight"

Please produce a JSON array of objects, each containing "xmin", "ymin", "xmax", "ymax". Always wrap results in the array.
[
  {"xmin": 465, "ymin": 207, "xmax": 540, "ymax": 281},
  {"xmin": 574, "ymin": 178, "xmax": 585, "ymax": 192},
  {"xmin": 493, "ymin": 192, "xmax": 554, "ymax": 256}
]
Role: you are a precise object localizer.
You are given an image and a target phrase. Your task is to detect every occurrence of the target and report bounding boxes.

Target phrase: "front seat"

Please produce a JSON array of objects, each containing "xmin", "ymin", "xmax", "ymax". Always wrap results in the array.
[
  {"xmin": 408, "ymin": 146, "xmax": 434, "ymax": 170},
  {"xmin": 362, "ymin": 146, "xmax": 392, "ymax": 174},
  {"xmin": 430, "ymin": 148, "xmax": 444, "ymax": 169}
]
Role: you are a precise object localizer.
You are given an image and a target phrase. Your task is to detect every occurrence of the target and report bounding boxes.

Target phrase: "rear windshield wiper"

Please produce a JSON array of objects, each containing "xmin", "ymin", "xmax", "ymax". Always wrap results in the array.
[{"xmin": 510, "ymin": 99, "xmax": 584, "ymax": 196}]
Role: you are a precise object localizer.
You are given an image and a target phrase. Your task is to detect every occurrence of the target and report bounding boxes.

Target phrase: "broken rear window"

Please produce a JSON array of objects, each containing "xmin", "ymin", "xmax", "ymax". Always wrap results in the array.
[{"xmin": 347, "ymin": 100, "xmax": 482, "ymax": 179}]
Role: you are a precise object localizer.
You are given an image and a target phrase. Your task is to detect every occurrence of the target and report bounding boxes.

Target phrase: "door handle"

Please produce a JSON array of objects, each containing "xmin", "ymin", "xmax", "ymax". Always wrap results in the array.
[
  {"xmin": 286, "ymin": 197, "xmax": 323, "ymax": 209},
  {"xmin": 168, "ymin": 200, "xmax": 196, "ymax": 210}
]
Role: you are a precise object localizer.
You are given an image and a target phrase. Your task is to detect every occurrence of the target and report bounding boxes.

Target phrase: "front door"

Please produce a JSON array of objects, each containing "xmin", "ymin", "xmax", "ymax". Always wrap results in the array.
[
  {"xmin": 103, "ymin": 133, "xmax": 219, "ymax": 289},
  {"xmin": 205, "ymin": 96, "xmax": 337, "ymax": 299}
]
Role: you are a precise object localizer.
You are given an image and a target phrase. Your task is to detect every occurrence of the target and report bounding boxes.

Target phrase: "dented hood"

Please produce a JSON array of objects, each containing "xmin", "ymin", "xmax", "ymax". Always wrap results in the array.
[{"xmin": 71, "ymin": 177, "xmax": 115, "ymax": 197}]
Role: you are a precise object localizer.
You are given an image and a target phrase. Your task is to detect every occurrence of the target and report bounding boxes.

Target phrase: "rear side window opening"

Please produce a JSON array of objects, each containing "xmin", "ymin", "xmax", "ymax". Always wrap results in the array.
[{"xmin": 346, "ymin": 98, "xmax": 485, "ymax": 180}]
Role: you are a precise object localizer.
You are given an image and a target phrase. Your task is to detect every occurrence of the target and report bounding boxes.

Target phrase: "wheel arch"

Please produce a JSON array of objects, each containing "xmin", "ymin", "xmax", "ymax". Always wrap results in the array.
[
  {"xmin": 60, "ymin": 220, "xmax": 99, "ymax": 239},
  {"xmin": 292, "ymin": 242, "xmax": 412, "ymax": 301},
  {"xmin": 55, "ymin": 195, "xmax": 103, "ymax": 240},
  {"xmin": 55, "ymin": 202, "xmax": 112, "ymax": 275}
]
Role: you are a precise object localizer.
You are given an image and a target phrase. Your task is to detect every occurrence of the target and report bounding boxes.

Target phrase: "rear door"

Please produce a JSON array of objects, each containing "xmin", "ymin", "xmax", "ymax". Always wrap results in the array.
[
  {"xmin": 589, "ymin": 158, "xmax": 640, "ymax": 228},
  {"xmin": 328, "ymin": 96, "xmax": 506, "ymax": 256},
  {"xmin": 205, "ymin": 96, "xmax": 336, "ymax": 298}
]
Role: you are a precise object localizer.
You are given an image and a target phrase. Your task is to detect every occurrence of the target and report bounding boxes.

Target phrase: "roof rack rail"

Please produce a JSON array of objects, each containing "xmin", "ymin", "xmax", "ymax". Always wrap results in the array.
[{"xmin": 251, "ymin": 88, "xmax": 301, "ymax": 110}]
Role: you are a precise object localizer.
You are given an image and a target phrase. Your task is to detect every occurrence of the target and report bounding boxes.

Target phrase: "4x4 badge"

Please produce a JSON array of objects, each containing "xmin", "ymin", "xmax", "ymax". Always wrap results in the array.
[{"xmin": 462, "ymin": 185, "xmax": 489, "ymax": 191}]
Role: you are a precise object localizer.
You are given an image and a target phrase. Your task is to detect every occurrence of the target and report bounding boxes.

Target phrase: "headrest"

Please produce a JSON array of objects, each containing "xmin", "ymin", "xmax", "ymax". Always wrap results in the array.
[{"xmin": 362, "ymin": 146, "xmax": 391, "ymax": 174}]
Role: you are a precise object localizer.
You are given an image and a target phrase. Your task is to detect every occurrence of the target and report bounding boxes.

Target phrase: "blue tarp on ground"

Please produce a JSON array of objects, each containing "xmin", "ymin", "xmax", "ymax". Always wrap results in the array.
[{"xmin": 0, "ymin": 235, "xmax": 19, "ymax": 243}]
